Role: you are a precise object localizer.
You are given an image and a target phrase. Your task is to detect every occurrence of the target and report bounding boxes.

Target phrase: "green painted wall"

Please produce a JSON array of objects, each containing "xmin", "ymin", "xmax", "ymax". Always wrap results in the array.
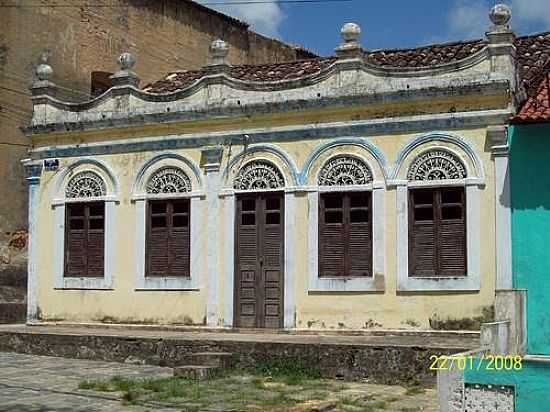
[
  {"xmin": 465, "ymin": 360, "xmax": 550, "ymax": 412},
  {"xmin": 509, "ymin": 124, "xmax": 550, "ymax": 356}
]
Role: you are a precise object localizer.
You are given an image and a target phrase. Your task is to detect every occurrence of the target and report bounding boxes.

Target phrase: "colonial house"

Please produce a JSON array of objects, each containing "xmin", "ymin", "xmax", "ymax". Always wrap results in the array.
[{"xmin": 23, "ymin": 5, "xmax": 547, "ymax": 331}]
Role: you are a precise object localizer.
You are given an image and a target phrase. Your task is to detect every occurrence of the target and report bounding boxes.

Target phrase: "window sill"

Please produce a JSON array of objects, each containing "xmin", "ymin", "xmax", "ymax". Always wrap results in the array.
[
  {"xmin": 309, "ymin": 274, "xmax": 384, "ymax": 292},
  {"xmin": 57, "ymin": 277, "xmax": 113, "ymax": 290},
  {"xmin": 135, "ymin": 276, "xmax": 198, "ymax": 290},
  {"xmin": 397, "ymin": 275, "xmax": 480, "ymax": 292}
]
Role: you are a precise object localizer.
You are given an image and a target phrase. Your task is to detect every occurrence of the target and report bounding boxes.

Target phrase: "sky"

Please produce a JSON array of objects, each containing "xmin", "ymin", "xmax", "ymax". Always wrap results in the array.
[{"xmin": 197, "ymin": 0, "xmax": 550, "ymax": 56}]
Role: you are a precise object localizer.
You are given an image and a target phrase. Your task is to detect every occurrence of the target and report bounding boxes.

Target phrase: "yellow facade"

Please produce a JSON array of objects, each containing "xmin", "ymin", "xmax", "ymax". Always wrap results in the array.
[{"xmin": 33, "ymin": 119, "xmax": 496, "ymax": 330}]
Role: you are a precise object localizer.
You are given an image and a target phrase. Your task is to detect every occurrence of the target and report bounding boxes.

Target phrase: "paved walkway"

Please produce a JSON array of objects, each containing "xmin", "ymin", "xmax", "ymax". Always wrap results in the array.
[
  {"xmin": 0, "ymin": 323, "xmax": 479, "ymax": 349},
  {"xmin": 0, "ymin": 352, "xmax": 438, "ymax": 411},
  {"xmin": 0, "ymin": 352, "xmax": 174, "ymax": 411}
]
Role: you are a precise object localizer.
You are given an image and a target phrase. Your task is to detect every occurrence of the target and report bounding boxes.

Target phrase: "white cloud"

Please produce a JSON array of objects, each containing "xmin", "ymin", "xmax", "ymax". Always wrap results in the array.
[
  {"xmin": 196, "ymin": 1, "xmax": 285, "ymax": 38},
  {"xmin": 445, "ymin": 0, "xmax": 488, "ymax": 40},
  {"xmin": 512, "ymin": 0, "xmax": 550, "ymax": 26}
]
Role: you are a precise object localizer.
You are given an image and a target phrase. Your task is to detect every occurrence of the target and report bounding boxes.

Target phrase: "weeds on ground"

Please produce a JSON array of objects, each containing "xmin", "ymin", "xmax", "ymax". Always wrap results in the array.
[{"xmin": 252, "ymin": 358, "xmax": 322, "ymax": 385}]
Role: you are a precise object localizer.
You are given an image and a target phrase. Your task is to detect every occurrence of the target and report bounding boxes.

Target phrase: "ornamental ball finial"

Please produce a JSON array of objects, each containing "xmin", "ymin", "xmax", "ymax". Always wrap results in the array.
[
  {"xmin": 341, "ymin": 22, "xmax": 361, "ymax": 43},
  {"xmin": 490, "ymin": 3, "xmax": 512, "ymax": 26},
  {"xmin": 210, "ymin": 39, "xmax": 229, "ymax": 58},
  {"xmin": 36, "ymin": 53, "xmax": 53, "ymax": 81},
  {"xmin": 117, "ymin": 52, "xmax": 136, "ymax": 71}
]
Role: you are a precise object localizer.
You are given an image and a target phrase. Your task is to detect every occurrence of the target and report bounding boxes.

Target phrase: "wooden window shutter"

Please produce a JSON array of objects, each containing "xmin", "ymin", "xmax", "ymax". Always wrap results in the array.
[
  {"xmin": 146, "ymin": 199, "xmax": 190, "ymax": 277},
  {"xmin": 438, "ymin": 188, "xmax": 467, "ymax": 276},
  {"xmin": 319, "ymin": 194, "xmax": 346, "ymax": 277},
  {"xmin": 319, "ymin": 192, "xmax": 372, "ymax": 278},
  {"xmin": 409, "ymin": 188, "xmax": 466, "ymax": 277},
  {"xmin": 65, "ymin": 202, "xmax": 104, "ymax": 277}
]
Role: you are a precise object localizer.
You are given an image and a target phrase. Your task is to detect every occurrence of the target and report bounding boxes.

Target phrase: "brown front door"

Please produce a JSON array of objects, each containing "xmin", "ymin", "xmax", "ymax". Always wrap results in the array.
[{"xmin": 235, "ymin": 192, "xmax": 284, "ymax": 329}]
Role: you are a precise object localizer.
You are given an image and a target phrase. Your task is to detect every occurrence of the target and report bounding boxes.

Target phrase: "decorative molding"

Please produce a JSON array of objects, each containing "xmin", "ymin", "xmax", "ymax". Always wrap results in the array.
[
  {"xmin": 390, "ymin": 132, "xmax": 486, "ymax": 184},
  {"xmin": 223, "ymin": 194, "xmax": 236, "ymax": 327},
  {"xmin": 65, "ymin": 171, "xmax": 107, "ymax": 198},
  {"xmin": 284, "ymin": 192, "xmax": 296, "ymax": 328},
  {"xmin": 222, "ymin": 144, "xmax": 299, "ymax": 187},
  {"xmin": 487, "ymin": 125, "xmax": 509, "ymax": 154},
  {"xmin": 145, "ymin": 167, "xmax": 192, "ymax": 194},
  {"xmin": 132, "ymin": 152, "xmax": 203, "ymax": 196},
  {"xmin": 301, "ymin": 137, "xmax": 387, "ymax": 185},
  {"xmin": 407, "ymin": 149, "xmax": 467, "ymax": 181},
  {"xmin": 233, "ymin": 160, "xmax": 285, "ymax": 190},
  {"xmin": 201, "ymin": 146, "xmax": 223, "ymax": 171},
  {"xmin": 318, "ymin": 155, "xmax": 373, "ymax": 186},
  {"xmin": 206, "ymin": 166, "xmax": 222, "ymax": 326}
]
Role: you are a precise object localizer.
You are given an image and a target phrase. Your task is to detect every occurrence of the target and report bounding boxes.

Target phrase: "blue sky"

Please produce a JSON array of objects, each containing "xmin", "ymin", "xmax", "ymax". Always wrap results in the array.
[{"xmin": 198, "ymin": 0, "xmax": 550, "ymax": 55}]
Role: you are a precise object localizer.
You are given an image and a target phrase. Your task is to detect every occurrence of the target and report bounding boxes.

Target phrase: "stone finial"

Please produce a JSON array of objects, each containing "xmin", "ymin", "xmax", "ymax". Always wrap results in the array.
[
  {"xmin": 109, "ymin": 52, "xmax": 139, "ymax": 87},
  {"xmin": 335, "ymin": 22, "xmax": 363, "ymax": 59},
  {"xmin": 490, "ymin": 3, "xmax": 512, "ymax": 27},
  {"xmin": 36, "ymin": 53, "xmax": 53, "ymax": 81},
  {"xmin": 117, "ymin": 52, "xmax": 136, "ymax": 71},
  {"xmin": 209, "ymin": 39, "xmax": 229, "ymax": 66},
  {"xmin": 341, "ymin": 23, "xmax": 361, "ymax": 43}
]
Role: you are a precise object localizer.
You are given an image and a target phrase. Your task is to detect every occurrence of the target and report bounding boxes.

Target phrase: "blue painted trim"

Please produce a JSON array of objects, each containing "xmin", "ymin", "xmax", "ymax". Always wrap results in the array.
[
  {"xmin": 132, "ymin": 152, "xmax": 203, "ymax": 194},
  {"xmin": 55, "ymin": 158, "xmax": 120, "ymax": 197},
  {"xmin": 221, "ymin": 144, "xmax": 299, "ymax": 186},
  {"xmin": 390, "ymin": 132, "xmax": 485, "ymax": 181},
  {"xmin": 299, "ymin": 137, "xmax": 388, "ymax": 185}
]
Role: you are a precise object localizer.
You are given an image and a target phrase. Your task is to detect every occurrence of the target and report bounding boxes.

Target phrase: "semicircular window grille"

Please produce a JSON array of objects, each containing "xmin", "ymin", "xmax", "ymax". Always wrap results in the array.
[
  {"xmin": 233, "ymin": 160, "xmax": 285, "ymax": 190},
  {"xmin": 146, "ymin": 167, "xmax": 192, "ymax": 194},
  {"xmin": 65, "ymin": 171, "xmax": 107, "ymax": 198},
  {"xmin": 407, "ymin": 150, "xmax": 467, "ymax": 181},
  {"xmin": 318, "ymin": 155, "xmax": 373, "ymax": 186}
]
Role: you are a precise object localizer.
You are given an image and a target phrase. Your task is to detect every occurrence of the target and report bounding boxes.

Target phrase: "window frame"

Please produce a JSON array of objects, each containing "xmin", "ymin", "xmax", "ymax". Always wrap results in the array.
[
  {"xmin": 408, "ymin": 187, "xmax": 467, "ymax": 278},
  {"xmin": 318, "ymin": 191, "xmax": 373, "ymax": 278},
  {"xmin": 64, "ymin": 201, "xmax": 106, "ymax": 278},
  {"xmin": 308, "ymin": 184, "xmax": 385, "ymax": 292},
  {"xmin": 146, "ymin": 198, "xmax": 191, "ymax": 278}
]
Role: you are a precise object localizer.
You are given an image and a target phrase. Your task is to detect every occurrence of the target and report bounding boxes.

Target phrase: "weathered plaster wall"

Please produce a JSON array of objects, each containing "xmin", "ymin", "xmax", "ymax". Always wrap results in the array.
[
  {"xmin": 34, "ymin": 126, "xmax": 497, "ymax": 329},
  {"xmin": 0, "ymin": 0, "xmax": 308, "ymax": 291},
  {"xmin": 509, "ymin": 124, "xmax": 550, "ymax": 356}
]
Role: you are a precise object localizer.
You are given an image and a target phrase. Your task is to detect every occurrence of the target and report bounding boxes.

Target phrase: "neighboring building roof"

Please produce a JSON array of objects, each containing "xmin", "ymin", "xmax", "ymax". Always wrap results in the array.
[
  {"xmin": 512, "ymin": 72, "xmax": 550, "ymax": 124},
  {"xmin": 143, "ymin": 31, "xmax": 550, "ymax": 95}
]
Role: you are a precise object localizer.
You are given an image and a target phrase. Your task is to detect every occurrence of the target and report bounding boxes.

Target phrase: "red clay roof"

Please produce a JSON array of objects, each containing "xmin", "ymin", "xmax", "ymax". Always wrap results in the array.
[
  {"xmin": 143, "ymin": 32, "xmax": 550, "ymax": 96},
  {"xmin": 512, "ymin": 73, "xmax": 550, "ymax": 124}
]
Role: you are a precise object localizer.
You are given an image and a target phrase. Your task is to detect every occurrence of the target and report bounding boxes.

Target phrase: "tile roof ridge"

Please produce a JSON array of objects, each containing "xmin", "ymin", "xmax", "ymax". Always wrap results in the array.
[
  {"xmin": 368, "ymin": 38, "xmax": 485, "ymax": 54},
  {"xmin": 515, "ymin": 30, "xmax": 550, "ymax": 40}
]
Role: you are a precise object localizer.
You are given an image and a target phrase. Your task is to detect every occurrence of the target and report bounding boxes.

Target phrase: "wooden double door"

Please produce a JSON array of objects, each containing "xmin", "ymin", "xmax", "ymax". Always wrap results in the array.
[{"xmin": 235, "ymin": 192, "xmax": 284, "ymax": 328}]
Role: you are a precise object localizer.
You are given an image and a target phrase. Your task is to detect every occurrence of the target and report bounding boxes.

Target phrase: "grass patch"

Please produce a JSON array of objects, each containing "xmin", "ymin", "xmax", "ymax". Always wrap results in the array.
[
  {"xmin": 405, "ymin": 385, "xmax": 426, "ymax": 396},
  {"xmin": 253, "ymin": 358, "xmax": 322, "ymax": 386}
]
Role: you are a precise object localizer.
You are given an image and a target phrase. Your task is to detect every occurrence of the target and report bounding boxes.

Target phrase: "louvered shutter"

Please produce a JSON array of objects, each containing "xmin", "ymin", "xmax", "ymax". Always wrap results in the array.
[
  {"xmin": 438, "ymin": 188, "xmax": 467, "ymax": 276},
  {"xmin": 146, "ymin": 200, "xmax": 191, "ymax": 277},
  {"xmin": 86, "ymin": 203, "xmax": 105, "ymax": 277},
  {"xmin": 409, "ymin": 190, "xmax": 437, "ymax": 277},
  {"xmin": 319, "ymin": 193, "xmax": 346, "ymax": 277},
  {"xmin": 169, "ymin": 200, "xmax": 191, "ymax": 277},
  {"xmin": 65, "ymin": 202, "xmax": 104, "ymax": 277},
  {"xmin": 347, "ymin": 192, "xmax": 372, "ymax": 277}
]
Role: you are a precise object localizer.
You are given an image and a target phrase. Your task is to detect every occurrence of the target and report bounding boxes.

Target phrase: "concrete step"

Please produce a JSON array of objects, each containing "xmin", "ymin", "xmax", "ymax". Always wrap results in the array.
[
  {"xmin": 173, "ymin": 365, "xmax": 220, "ymax": 381},
  {"xmin": 179, "ymin": 352, "xmax": 235, "ymax": 369}
]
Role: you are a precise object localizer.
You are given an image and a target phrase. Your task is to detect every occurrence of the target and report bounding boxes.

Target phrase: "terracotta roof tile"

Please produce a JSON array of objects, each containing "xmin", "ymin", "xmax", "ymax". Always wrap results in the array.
[
  {"xmin": 512, "ymin": 72, "xmax": 550, "ymax": 124},
  {"xmin": 366, "ymin": 40, "xmax": 486, "ymax": 68},
  {"xmin": 144, "ymin": 32, "xmax": 550, "ymax": 95}
]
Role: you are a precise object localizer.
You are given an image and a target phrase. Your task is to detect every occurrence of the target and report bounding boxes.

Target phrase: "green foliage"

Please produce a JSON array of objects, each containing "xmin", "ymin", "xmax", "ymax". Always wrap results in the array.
[{"xmin": 253, "ymin": 358, "xmax": 322, "ymax": 385}]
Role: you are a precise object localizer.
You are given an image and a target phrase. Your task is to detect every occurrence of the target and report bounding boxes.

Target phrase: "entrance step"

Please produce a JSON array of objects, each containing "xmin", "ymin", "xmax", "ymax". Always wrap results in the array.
[
  {"xmin": 173, "ymin": 365, "xmax": 221, "ymax": 381},
  {"xmin": 179, "ymin": 352, "xmax": 235, "ymax": 369}
]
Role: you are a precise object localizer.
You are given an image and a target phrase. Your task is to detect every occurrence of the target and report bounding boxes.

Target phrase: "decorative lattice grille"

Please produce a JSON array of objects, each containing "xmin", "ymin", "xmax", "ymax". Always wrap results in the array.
[
  {"xmin": 233, "ymin": 160, "xmax": 285, "ymax": 190},
  {"xmin": 146, "ymin": 167, "xmax": 192, "ymax": 194},
  {"xmin": 318, "ymin": 155, "xmax": 373, "ymax": 186},
  {"xmin": 407, "ymin": 150, "xmax": 467, "ymax": 181},
  {"xmin": 65, "ymin": 171, "xmax": 106, "ymax": 198}
]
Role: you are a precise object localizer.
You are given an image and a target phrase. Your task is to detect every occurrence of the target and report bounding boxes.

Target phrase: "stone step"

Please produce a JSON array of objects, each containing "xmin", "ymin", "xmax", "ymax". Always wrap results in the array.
[
  {"xmin": 173, "ymin": 365, "xmax": 221, "ymax": 381},
  {"xmin": 179, "ymin": 352, "xmax": 235, "ymax": 369}
]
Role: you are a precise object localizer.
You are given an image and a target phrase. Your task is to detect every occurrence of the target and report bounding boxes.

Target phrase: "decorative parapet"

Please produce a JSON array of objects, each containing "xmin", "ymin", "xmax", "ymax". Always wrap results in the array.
[
  {"xmin": 205, "ymin": 39, "xmax": 231, "ymax": 75},
  {"xmin": 109, "ymin": 52, "xmax": 140, "ymax": 88},
  {"xmin": 335, "ymin": 23, "xmax": 363, "ymax": 59}
]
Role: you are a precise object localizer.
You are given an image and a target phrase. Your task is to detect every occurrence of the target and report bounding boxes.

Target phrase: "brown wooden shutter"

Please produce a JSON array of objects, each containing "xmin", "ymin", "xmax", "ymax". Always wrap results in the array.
[
  {"xmin": 409, "ymin": 189, "xmax": 437, "ymax": 277},
  {"xmin": 65, "ymin": 202, "xmax": 104, "ymax": 277},
  {"xmin": 347, "ymin": 192, "xmax": 372, "ymax": 277},
  {"xmin": 319, "ymin": 193, "xmax": 346, "ymax": 277},
  {"xmin": 146, "ymin": 199, "xmax": 191, "ymax": 277},
  {"xmin": 409, "ymin": 188, "xmax": 466, "ymax": 277},
  {"xmin": 319, "ymin": 192, "xmax": 372, "ymax": 278},
  {"xmin": 439, "ymin": 188, "xmax": 467, "ymax": 276}
]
